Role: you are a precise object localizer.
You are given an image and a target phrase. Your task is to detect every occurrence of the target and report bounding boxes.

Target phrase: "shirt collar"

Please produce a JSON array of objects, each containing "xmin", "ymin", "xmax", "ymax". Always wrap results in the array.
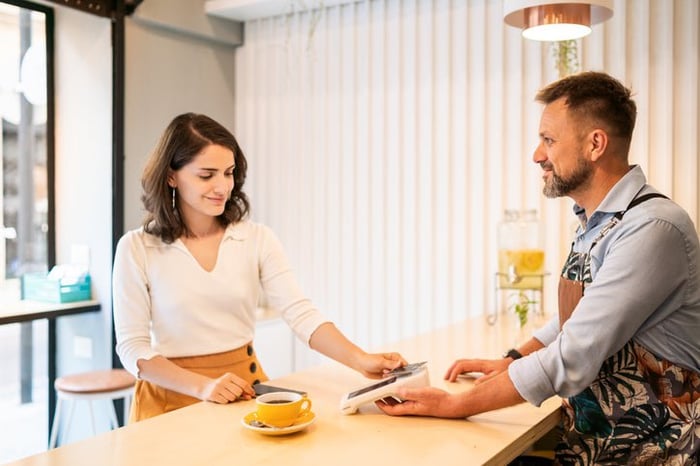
[
  {"xmin": 140, "ymin": 220, "xmax": 250, "ymax": 247},
  {"xmin": 571, "ymin": 165, "xmax": 647, "ymax": 224},
  {"xmin": 225, "ymin": 221, "xmax": 249, "ymax": 241}
]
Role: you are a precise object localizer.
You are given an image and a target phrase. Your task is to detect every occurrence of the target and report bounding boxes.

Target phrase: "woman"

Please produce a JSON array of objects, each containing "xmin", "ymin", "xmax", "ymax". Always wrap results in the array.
[{"xmin": 113, "ymin": 113, "xmax": 406, "ymax": 422}]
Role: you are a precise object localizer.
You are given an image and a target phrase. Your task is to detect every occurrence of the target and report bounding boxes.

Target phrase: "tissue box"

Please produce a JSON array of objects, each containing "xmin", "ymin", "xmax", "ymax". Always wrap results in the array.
[{"xmin": 22, "ymin": 273, "xmax": 92, "ymax": 303}]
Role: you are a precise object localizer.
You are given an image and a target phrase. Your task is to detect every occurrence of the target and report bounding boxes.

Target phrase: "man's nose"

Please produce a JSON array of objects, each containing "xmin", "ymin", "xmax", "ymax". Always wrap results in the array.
[{"xmin": 532, "ymin": 143, "xmax": 546, "ymax": 164}]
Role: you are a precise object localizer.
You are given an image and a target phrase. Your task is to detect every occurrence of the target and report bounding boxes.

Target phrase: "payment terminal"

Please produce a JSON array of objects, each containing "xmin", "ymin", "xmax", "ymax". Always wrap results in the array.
[{"xmin": 339, "ymin": 361, "xmax": 430, "ymax": 414}]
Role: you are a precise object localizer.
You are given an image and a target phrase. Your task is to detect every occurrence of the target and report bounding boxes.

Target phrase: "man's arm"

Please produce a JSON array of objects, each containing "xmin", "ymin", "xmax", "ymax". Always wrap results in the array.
[
  {"xmin": 377, "ymin": 368, "xmax": 525, "ymax": 418},
  {"xmin": 381, "ymin": 338, "xmax": 545, "ymax": 418}
]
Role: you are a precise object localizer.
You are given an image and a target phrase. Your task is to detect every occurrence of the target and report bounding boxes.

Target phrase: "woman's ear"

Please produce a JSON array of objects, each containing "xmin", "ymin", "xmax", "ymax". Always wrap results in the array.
[{"xmin": 167, "ymin": 170, "xmax": 176, "ymax": 188}]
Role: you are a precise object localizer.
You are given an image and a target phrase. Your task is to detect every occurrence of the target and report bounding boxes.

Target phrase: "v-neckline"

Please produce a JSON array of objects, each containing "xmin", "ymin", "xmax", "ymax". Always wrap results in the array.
[{"xmin": 178, "ymin": 230, "xmax": 225, "ymax": 273}]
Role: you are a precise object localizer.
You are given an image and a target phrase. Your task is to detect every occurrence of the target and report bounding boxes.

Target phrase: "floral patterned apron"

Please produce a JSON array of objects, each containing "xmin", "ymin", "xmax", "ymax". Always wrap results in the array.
[{"xmin": 554, "ymin": 194, "xmax": 700, "ymax": 465}]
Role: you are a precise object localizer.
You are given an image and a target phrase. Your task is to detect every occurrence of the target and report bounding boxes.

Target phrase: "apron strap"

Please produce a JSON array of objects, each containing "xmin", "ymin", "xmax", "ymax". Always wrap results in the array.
[
  {"xmin": 558, "ymin": 192, "xmax": 670, "ymax": 329},
  {"xmin": 614, "ymin": 192, "xmax": 669, "ymax": 220}
]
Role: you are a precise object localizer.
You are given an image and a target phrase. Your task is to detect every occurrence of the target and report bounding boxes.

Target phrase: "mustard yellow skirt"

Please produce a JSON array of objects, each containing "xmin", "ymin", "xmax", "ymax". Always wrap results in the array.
[{"xmin": 129, "ymin": 343, "xmax": 268, "ymax": 423}]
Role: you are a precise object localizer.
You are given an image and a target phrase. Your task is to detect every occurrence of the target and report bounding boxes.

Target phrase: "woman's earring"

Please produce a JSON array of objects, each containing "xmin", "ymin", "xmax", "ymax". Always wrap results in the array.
[{"xmin": 172, "ymin": 188, "xmax": 176, "ymax": 210}]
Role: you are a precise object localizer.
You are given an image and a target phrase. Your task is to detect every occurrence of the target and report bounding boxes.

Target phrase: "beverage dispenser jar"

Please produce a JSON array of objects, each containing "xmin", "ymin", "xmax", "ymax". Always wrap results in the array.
[{"xmin": 497, "ymin": 209, "xmax": 544, "ymax": 290}]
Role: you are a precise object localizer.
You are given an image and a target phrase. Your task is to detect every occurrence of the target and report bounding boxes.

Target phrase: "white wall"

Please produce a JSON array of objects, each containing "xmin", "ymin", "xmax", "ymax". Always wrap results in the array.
[
  {"xmin": 50, "ymin": 3, "xmax": 113, "ymax": 442},
  {"xmin": 234, "ymin": 0, "xmax": 700, "ymax": 370},
  {"xmin": 123, "ymin": 0, "xmax": 241, "ymax": 231}
]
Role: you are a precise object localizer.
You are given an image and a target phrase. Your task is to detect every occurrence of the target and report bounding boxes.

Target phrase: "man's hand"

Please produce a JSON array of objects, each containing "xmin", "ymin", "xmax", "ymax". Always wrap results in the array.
[
  {"xmin": 444, "ymin": 358, "xmax": 511, "ymax": 383},
  {"xmin": 375, "ymin": 387, "xmax": 467, "ymax": 418}
]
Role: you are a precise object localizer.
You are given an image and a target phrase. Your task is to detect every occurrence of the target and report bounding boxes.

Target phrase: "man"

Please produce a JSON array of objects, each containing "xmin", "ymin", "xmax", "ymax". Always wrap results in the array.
[{"xmin": 377, "ymin": 72, "xmax": 700, "ymax": 464}]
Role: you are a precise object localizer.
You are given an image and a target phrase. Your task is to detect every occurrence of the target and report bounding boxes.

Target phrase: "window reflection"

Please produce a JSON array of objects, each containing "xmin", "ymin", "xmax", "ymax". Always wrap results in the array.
[{"xmin": 0, "ymin": 1, "xmax": 51, "ymax": 300}]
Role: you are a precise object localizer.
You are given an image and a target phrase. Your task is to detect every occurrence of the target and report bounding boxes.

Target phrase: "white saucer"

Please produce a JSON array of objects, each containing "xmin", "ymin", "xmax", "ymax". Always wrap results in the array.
[{"xmin": 241, "ymin": 411, "xmax": 316, "ymax": 436}]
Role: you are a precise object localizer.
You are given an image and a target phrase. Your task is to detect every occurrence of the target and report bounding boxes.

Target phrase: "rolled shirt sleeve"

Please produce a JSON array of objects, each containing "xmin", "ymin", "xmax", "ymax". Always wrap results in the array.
[{"xmin": 532, "ymin": 317, "xmax": 559, "ymax": 347}]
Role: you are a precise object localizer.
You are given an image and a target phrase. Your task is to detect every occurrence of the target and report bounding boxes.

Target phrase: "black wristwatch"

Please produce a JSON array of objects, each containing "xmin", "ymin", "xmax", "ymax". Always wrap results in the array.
[{"xmin": 503, "ymin": 348, "xmax": 523, "ymax": 360}]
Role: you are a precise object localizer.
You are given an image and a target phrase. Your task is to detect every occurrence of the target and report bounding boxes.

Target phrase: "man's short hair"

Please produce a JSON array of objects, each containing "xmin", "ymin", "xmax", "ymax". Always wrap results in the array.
[{"xmin": 535, "ymin": 71, "xmax": 637, "ymax": 141}]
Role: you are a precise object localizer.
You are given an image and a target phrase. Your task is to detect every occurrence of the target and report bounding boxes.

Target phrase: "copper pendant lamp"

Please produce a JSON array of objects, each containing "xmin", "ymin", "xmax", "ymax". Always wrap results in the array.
[{"xmin": 503, "ymin": 0, "xmax": 613, "ymax": 41}]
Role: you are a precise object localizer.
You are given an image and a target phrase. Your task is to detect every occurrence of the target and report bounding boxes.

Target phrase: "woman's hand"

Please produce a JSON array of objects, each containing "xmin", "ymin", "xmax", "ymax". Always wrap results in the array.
[
  {"xmin": 201, "ymin": 372, "xmax": 255, "ymax": 404},
  {"xmin": 444, "ymin": 358, "xmax": 511, "ymax": 384},
  {"xmin": 308, "ymin": 323, "xmax": 408, "ymax": 378},
  {"xmin": 356, "ymin": 352, "xmax": 408, "ymax": 379}
]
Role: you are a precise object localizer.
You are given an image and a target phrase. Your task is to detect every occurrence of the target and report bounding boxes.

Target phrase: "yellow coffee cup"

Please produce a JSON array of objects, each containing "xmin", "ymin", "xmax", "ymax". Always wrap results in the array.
[{"xmin": 255, "ymin": 391, "xmax": 312, "ymax": 428}]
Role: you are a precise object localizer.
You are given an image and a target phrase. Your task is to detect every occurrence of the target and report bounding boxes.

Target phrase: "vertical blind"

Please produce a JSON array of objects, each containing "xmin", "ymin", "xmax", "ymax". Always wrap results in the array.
[{"xmin": 234, "ymin": 0, "xmax": 699, "ymax": 368}]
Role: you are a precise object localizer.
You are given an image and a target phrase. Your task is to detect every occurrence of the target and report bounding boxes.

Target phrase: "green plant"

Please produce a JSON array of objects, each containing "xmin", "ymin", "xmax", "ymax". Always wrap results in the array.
[
  {"xmin": 510, "ymin": 291, "xmax": 538, "ymax": 328},
  {"xmin": 550, "ymin": 39, "xmax": 580, "ymax": 78}
]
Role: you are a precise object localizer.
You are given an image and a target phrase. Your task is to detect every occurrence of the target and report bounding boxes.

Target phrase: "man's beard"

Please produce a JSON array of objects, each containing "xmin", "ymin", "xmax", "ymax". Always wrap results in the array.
[{"xmin": 542, "ymin": 152, "xmax": 593, "ymax": 198}]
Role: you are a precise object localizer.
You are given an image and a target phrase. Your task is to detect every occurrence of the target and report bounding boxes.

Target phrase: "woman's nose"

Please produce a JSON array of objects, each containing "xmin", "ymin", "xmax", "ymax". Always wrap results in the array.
[{"xmin": 214, "ymin": 176, "xmax": 233, "ymax": 195}]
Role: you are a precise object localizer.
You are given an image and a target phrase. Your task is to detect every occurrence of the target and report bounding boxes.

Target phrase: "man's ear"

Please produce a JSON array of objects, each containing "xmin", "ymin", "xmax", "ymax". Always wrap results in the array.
[{"xmin": 589, "ymin": 129, "xmax": 608, "ymax": 162}]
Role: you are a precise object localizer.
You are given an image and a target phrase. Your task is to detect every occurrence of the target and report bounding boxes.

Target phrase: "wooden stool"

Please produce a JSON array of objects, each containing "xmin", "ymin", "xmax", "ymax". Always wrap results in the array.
[{"xmin": 49, "ymin": 368, "xmax": 135, "ymax": 448}]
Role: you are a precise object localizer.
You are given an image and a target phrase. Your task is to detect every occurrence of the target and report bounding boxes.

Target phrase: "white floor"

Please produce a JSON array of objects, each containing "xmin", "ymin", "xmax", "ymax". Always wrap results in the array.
[
  {"xmin": 0, "ymin": 395, "xmax": 48, "ymax": 464},
  {"xmin": 0, "ymin": 322, "xmax": 49, "ymax": 464}
]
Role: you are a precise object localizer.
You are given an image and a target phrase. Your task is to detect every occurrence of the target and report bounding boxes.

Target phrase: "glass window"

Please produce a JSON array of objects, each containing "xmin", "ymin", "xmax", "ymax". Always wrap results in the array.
[
  {"xmin": 0, "ymin": 1, "xmax": 53, "ymax": 461},
  {"xmin": 1, "ymin": 0, "xmax": 53, "ymax": 302}
]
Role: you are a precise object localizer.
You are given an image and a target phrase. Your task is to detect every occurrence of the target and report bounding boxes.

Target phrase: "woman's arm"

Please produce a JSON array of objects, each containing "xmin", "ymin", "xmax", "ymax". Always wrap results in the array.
[
  {"xmin": 309, "ymin": 322, "xmax": 406, "ymax": 378},
  {"xmin": 136, "ymin": 355, "xmax": 255, "ymax": 403},
  {"xmin": 258, "ymin": 226, "xmax": 407, "ymax": 377}
]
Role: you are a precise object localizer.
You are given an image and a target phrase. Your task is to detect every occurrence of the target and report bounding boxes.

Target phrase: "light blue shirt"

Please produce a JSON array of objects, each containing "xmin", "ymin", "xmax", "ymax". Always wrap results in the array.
[{"xmin": 510, "ymin": 165, "xmax": 700, "ymax": 406}]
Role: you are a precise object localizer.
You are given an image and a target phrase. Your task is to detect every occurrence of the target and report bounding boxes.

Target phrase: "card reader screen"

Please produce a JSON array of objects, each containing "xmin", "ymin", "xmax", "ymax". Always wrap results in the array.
[{"xmin": 346, "ymin": 376, "xmax": 397, "ymax": 399}]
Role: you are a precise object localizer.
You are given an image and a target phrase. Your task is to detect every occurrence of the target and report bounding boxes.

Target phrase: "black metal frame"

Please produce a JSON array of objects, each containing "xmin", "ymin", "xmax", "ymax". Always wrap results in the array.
[
  {"xmin": 110, "ymin": 0, "xmax": 127, "ymax": 426},
  {"xmin": 41, "ymin": 0, "xmax": 142, "ymax": 18}
]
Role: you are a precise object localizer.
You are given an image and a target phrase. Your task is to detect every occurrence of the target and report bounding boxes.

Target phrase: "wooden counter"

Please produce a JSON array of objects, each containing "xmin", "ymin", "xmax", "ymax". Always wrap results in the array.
[{"xmin": 6, "ymin": 314, "xmax": 560, "ymax": 466}]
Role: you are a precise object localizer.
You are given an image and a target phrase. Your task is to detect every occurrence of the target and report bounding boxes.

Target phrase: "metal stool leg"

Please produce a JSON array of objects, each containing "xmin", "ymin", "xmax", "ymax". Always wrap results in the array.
[
  {"xmin": 123, "ymin": 395, "xmax": 131, "ymax": 425},
  {"xmin": 49, "ymin": 398, "xmax": 63, "ymax": 448},
  {"xmin": 64, "ymin": 399, "xmax": 76, "ymax": 444},
  {"xmin": 59, "ymin": 399, "xmax": 76, "ymax": 447},
  {"xmin": 107, "ymin": 399, "xmax": 120, "ymax": 430},
  {"xmin": 87, "ymin": 401, "xmax": 96, "ymax": 435}
]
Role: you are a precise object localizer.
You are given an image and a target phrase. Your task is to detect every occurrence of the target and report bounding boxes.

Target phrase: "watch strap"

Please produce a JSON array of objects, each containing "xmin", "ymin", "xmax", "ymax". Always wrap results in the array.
[{"xmin": 504, "ymin": 348, "xmax": 523, "ymax": 360}]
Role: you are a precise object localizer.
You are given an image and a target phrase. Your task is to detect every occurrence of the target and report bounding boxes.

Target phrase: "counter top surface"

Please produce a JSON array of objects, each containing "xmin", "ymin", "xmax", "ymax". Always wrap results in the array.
[
  {"xmin": 5, "ymin": 314, "xmax": 560, "ymax": 466},
  {"xmin": 0, "ymin": 300, "xmax": 101, "ymax": 325}
]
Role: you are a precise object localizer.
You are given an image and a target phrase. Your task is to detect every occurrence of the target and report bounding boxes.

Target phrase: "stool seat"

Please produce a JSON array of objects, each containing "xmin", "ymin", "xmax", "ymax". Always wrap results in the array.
[
  {"xmin": 55, "ymin": 369, "xmax": 135, "ymax": 394},
  {"xmin": 50, "ymin": 368, "xmax": 135, "ymax": 448}
]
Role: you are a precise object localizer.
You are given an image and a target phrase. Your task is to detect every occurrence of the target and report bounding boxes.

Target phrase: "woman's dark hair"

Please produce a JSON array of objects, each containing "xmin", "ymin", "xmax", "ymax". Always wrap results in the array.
[
  {"xmin": 141, "ymin": 113, "xmax": 250, "ymax": 243},
  {"xmin": 535, "ymin": 71, "xmax": 637, "ymax": 142}
]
